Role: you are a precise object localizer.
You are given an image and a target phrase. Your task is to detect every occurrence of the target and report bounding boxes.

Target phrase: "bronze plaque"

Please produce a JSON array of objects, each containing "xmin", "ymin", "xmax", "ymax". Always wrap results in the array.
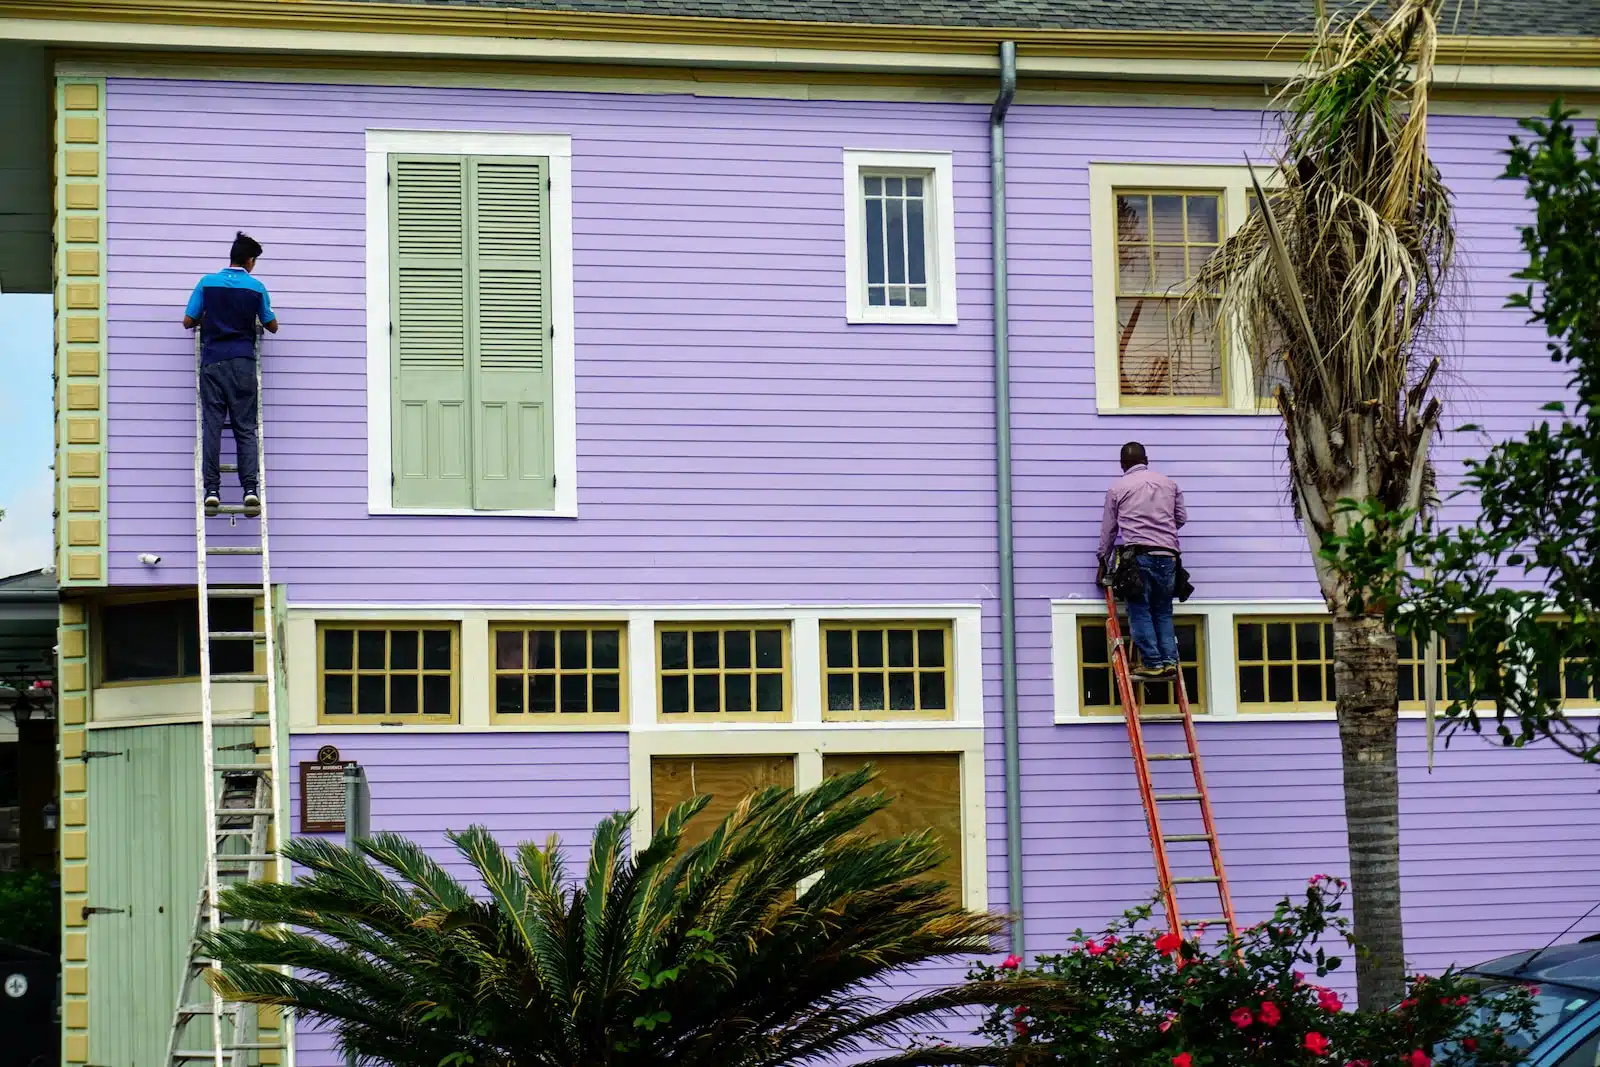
[{"xmin": 300, "ymin": 746, "xmax": 350, "ymax": 833}]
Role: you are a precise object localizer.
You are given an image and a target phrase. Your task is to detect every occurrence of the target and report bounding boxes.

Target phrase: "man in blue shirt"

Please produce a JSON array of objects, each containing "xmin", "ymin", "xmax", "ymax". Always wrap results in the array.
[{"xmin": 183, "ymin": 232, "xmax": 279, "ymax": 516}]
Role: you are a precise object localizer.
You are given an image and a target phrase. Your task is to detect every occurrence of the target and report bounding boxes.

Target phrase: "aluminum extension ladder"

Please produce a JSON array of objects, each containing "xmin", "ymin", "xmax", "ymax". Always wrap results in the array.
[
  {"xmin": 167, "ymin": 330, "xmax": 287, "ymax": 1067},
  {"xmin": 1104, "ymin": 587, "xmax": 1238, "ymax": 943}
]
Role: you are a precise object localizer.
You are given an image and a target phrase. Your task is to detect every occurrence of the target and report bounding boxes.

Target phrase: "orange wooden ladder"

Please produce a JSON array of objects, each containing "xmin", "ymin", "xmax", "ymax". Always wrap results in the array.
[{"xmin": 1103, "ymin": 587, "xmax": 1237, "ymax": 942}]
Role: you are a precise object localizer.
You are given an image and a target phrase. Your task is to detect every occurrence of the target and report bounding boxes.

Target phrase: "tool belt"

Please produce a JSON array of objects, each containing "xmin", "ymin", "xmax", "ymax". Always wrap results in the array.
[{"xmin": 1099, "ymin": 545, "xmax": 1194, "ymax": 603}]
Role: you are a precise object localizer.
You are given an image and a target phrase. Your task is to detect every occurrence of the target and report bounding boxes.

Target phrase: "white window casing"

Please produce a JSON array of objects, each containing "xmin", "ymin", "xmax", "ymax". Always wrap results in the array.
[
  {"xmin": 842, "ymin": 149, "xmax": 958, "ymax": 325},
  {"xmin": 364, "ymin": 129, "xmax": 578, "ymax": 517}
]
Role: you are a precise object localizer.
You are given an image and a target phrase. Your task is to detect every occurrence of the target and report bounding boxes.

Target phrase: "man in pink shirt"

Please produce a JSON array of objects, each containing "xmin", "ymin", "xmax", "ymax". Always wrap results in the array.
[{"xmin": 1098, "ymin": 441, "xmax": 1187, "ymax": 679}]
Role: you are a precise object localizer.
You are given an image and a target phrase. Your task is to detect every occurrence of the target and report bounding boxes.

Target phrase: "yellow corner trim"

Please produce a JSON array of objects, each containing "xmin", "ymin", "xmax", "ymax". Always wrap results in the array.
[
  {"xmin": 64, "ymin": 796, "xmax": 87, "ymax": 826},
  {"xmin": 64, "ymin": 115, "xmax": 99, "ymax": 142},
  {"xmin": 66, "ymin": 450, "xmax": 102, "ymax": 477},
  {"xmin": 64, "ymin": 216, "xmax": 99, "ymax": 243},
  {"xmin": 65, "ymin": 1033, "xmax": 88, "ymax": 1064},
  {"xmin": 64, "ymin": 150, "xmax": 99, "ymax": 178},
  {"xmin": 65, "ymin": 317, "xmax": 100, "ymax": 344},
  {"xmin": 60, "ymin": 628, "xmax": 86, "ymax": 658},
  {"xmin": 67, "ymin": 383, "xmax": 99, "ymax": 410},
  {"xmin": 62, "ymin": 831, "xmax": 87, "ymax": 861},
  {"xmin": 66, "ymin": 520, "xmax": 101, "ymax": 548},
  {"xmin": 61, "ymin": 661, "xmax": 87, "ymax": 692},
  {"xmin": 66, "ymin": 282, "xmax": 99, "ymax": 308},
  {"xmin": 66, "ymin": 348, "xmax": 100, "ymax": 376},
  {"xmin": 65, "ymin": 999, "xmax": 88, "ymax": 1029},
  {"xmin": 64, "ymin": 932, "xmax": 87, "ymax": 962},
  {"xmin": 62, "ymin": 762, "xmax": 86, "ymax": 793},
  {"xmin": 66, "ymin": 553, "xmax": 103, "ymax": 581},
  {"xmin": 66, "ymin": 485, "xmax": 98, "ymax": 511},
  {"xmin": 62, "ymin": 81, "xmax": 99, "ymax": 109},
  {"xmin": 62, "ymin": 864, "xmax": 87, "ymax": 894},
  {"xmin": 61, "ymin": 730, "xmax": 85, "ymax": 760},
  {"xmin": 66, "ymin": 417, "xmax": 100, "ymax": 444},
  {"xmin": 64, "ymin": 899, "xmax": 87, "ymax": 928},
  {"xmin": 61, "ymin": 601, "xmax": 85, "ymax": 624},
  {"xmin": 63, "ymin": 965, "xmax": 88, "ymax": 994},
  {"xmin": 64, "ymin": 182, "xmax": 100, "ymax": 210},
  {"xmin": 61, "ymin": 695, "xmax": 88, "ymax": 725},
  {"xmin": 65, "ymin": 249, "xmax": 99, "ymax": 276}
]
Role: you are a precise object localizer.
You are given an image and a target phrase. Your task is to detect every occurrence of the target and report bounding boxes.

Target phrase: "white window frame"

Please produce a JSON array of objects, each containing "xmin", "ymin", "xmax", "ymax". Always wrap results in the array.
[
  {"xmin": 1089, "ymin": 162, "xmax": 1279, "ymax": 415},
  {"xmin": 1049, "ymin": 597, "xmax": 1600, "ymax": 724},
  {"xmin": 364, "ymin": 129, "xmax": 578, "ymax": 517},
  {"xmin": 282, "ymin": 601, "xmax": 987, "ymax": 908},
  {"xmin": 842, "ymin": 149, "xmax": 958, "ymax": 326}
]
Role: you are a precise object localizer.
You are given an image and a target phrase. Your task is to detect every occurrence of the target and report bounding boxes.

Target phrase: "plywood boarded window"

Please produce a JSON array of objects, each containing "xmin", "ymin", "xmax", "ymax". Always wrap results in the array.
[
  {"xmin": 822, "ymin": 621, "xmax": 953, "ymax": 721},
  {"xmin": 1077, "ymin": 615, "xmax": 1204, "ymax": 715},
  {"xmin": 822, "ymin": 753, "xmax": 963, "ymax": 898},
  {"xmin": 656, "ymin": 623, "xmax": 790, "ymax": 721},
  {"xmin": 1113, "ymin": 190, "xmax": 1224, "ymax": 405},
  {"xmin": 319, "ymin": 623, "xmax": 458, "ymax": 723},
  {"xmin": 491, "ymin": 623, "xmax": 626, "ymax": 723},
  {"xmin": 389, "ymin": 153, "xmax": 554, "ymax": 510},
  {"xmin": 99, "ymin": 596, "xmax": 254, "ymax": 684},
  {"xmin": 1235, "ymin": 617, "xmax": 1336, "ymax": 712},
  {"xmin": 650, "ymin": 755, "xmax": 794, "ymax": 850}
]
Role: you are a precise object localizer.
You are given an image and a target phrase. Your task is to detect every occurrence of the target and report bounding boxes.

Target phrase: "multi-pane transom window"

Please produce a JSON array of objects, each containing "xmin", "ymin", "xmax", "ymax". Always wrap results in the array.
[
  {"xmin": 862, "ymin": 172, "xmax": 930, "ymax": 310},
  {"xmin": 1236, "ymin": 618, "xmax": 1336, "ymax": 712},
  {"xmin": 492, "ymin": 624, "xmax": 626, "ymax": 722},
  {"xmin": 1078, "ymin": 616, "xmax": 1204, "ymax": 715},
  {"xmin": 1113, "ymin": 190, "xmax": 1224, "ymax": 404},
  {"xmin": 319, "ymin": 624, "xmax": 457, "ymax": 723},
  {"xmin": 657, "ymin": 624, "xmax": 789, "ymax": 721},
  {"xmin": 822, "ymin": 622, "xmax": 953, "ymax": 720}
]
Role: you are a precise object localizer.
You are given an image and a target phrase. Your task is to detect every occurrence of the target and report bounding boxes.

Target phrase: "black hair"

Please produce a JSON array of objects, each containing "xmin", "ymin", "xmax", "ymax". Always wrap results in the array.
[
  {"xmin": 230, "ymin": 231, "xmax": 263, "ymax": 266},
  {"xmin": 1120, "ymin": 441, "xmax": 1148, "ymax": 470}
]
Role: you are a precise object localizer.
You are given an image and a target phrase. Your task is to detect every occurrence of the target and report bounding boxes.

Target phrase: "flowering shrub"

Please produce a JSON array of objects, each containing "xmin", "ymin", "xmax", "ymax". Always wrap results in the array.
[{"xmin": 973, "ymin": 876, "xmax": 1536, "ymax": 1066}]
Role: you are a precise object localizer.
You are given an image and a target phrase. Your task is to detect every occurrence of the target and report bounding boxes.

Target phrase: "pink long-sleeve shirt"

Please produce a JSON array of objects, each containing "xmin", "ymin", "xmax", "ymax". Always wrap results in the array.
[{"xmin": 1097, "ymin": 464, "xmax": 1187, "ymax": 562}]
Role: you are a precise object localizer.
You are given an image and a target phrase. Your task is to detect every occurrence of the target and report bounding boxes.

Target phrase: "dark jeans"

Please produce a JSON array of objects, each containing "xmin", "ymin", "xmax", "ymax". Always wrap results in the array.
[
  {"xmin": 200, "ymin": 357, "xmax": 259, "ymax": 496},
  {"xmin": 1127, "ymin": 553, "xmax": 1178, "ymax": 667}
]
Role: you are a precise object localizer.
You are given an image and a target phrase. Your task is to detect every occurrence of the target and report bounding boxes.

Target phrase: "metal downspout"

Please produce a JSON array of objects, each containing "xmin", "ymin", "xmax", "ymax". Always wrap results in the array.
[{"xmin": 990, "ymin": 39, "xmax": 1023, "ymax": 956}]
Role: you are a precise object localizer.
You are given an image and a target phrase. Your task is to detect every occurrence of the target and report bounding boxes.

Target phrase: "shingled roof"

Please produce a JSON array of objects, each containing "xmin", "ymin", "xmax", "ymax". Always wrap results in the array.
[{"xmin": 357, "ymin": 0, "xmax": 1600, "ymax": 38}]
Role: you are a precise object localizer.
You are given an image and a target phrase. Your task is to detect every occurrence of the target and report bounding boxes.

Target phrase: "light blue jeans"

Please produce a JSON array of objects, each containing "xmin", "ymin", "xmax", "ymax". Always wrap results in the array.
[{"xmin": 1127, "ymin": 553, "xmax": 1178, "ymax": 667}]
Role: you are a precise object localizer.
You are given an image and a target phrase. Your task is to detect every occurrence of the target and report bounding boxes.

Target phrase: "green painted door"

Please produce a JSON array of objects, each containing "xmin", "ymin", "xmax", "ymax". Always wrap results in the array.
[{"xmin": 86, "ymin": 724, "xmax": 251, "ymax": 1067}]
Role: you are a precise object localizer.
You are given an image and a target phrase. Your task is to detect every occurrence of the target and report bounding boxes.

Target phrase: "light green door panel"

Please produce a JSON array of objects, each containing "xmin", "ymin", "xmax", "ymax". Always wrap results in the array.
[{"xmin": 86, "ymin": 724, "xmax": 252, "ymax": 1067}]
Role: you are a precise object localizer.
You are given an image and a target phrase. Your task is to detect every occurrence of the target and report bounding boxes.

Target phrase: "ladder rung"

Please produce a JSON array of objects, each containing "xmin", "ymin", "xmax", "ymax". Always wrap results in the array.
[
  {"xmin": 218, "ymin": 766, "xmax": 273, "ymax": 776},
  {"xmin": 1173, "ymin": 876, "xmax": 1222, "ymax": 884},
  {"xmin": 215, "ymin": 854, "xmax": 276, "ymax": 865},
  {"xmin": 1154, "ymin": 792, "xmax": 1203, "ymax": 802},
  {"xmin": 219, "ymin": 463, "xmax": 238, "ymax": 472},
  {"xmin": 211, "ymin": 504, "xmax": 261, "ymax": 515},
  {"xmin": 217, "ymin": 808, "xmax": 274, "ymax": 817},
  {"xmin": 210, "ymin": 715, "xmax": 266, "ymax": 725},
  {"xmin": 1163, "ymin": 833, "xmax": 1214, "ymax": 843},
  {"xmin": 207, "ymin": 546, "xmax": 262, "ymax": 556},
  {"xmin": 1148, "ymin": 752, "xmax": 1195, "ymax": 761},
  {"xmin": 1182, "ymin": 917, "xmax": 1228, "ymax": 927},
  {"xmin": 209, "ymin": 631, "xmax": 266, "ymax": 640},
  {"xmin": 207, "ymin": 589, "xmax": 260, "ymax": 599},
  {"xmin": 173, "ymin": 1046, "xmax": 287, "ymax": 1058},
  {"xmin": 212, "ymin": 673, "xmax": 269, "ymax": 684},
  {"xmin": 1139, "ymin": 712, "xmax": 1187, "ymax": 721}
]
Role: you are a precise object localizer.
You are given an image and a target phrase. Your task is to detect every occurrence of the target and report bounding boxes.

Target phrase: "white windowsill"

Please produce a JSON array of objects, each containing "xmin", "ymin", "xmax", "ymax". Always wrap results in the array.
[
  {"xmin": 367, "ymin": 505, "xmax": 578, "ymax": 519},
  {"xmin": 1098, "ymin": 404, "xmax": 1279, "ymax": 417}
]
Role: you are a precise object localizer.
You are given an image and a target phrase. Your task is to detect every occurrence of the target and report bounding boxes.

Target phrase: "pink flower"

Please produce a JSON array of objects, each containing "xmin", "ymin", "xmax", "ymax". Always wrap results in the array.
[
  {"xmin": 1156, "ymin": 931, "xmax": 1183, "ymax": 957},
  {"xmin": 1230, "ymin": 1007, "xmax": 1253, "ymax": 1029},
  {"xmin": 1103, "ymin": 935, "xmax": 1119, "ymax": 948},
  {"xmin": 1013, "ymin": 1020, "xmax": 1028, "ymax": 1038},
  {"xmin": 1462, "ymin": 1038, "xmax": 1478, "ymax": 1053},
  {"xmin": 1454, "ymin": 994, "xmax": 1470, "ymax": 1007},
  {"xmin": 1304, "ymin": 1032, "xmax": 1330, "ymax": 1056},
  {"xmin": 1317, "ymin": 989, "xmax": 1344, "ymax": 1012},
  {"xmin": 1309, "ymin": 873, "xmax": 1326, "ymax": 885},
  {"xmin": 1294, "ymin": 970, "xmax": 1307, "ymax": 986},
  {"xmin": 1000, "ymin": 954, "xmax": 1022, "ymax": 971},
  {"xmin": 1403, "ymin": 1050, "xmax": 1432, "ymax": 1067},
  {"xmin": 1013, "ymin": 1005, "xmax": 1027, "ymax": 1018},
  {"xmin": 1258, "ymin": 1001, "xmax": 1281, "ymax": 1027},
  {"xmin": 1529, "ymin": 985, "xmax": 1542, "ymax": 996},
  {"xmin": 1344, "ymin": 1061, "xmax": 1371, "ymax": 1067},
  {"xmin": 1159, "ymin": 1012, "xmax": 1177, "ymax": 1033},
  {"xmin": 1086, "ymin": 939, "xmax": 1107, "ymax": 956},
  {"xmin": 1172, "ymin": 1055, "xmax": 1192, "ymax": 1067},
  {"xmin": 1397, "ymin": 998, "xmax": 1418, "ymax": 1012}
]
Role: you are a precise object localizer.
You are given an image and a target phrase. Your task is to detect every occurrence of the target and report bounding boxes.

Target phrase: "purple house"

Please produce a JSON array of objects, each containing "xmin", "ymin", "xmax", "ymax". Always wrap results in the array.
[{"xmin": 9, "ymin": 0, "xmax": 1600, "ymax": 1062}]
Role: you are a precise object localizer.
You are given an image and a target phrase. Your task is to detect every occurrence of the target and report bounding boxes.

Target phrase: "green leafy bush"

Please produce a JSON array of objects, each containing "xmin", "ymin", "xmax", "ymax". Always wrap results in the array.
[
  {"xmin": 0, "ymin": 867, "xmax": 59, "ymax": 956},
  {"xmin": 971, "ymin": 877, "xmax": 1535, "ymax": 1066}
]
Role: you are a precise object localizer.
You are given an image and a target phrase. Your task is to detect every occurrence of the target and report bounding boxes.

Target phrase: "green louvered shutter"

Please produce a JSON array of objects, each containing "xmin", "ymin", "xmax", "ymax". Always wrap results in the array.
[
  {"xmin": 467, "ymin": 156, "xmax": 555, "ymax": 511},
  {"xmin": 390, "ymin": 155, "xmax": 472, "ymax": 508}
]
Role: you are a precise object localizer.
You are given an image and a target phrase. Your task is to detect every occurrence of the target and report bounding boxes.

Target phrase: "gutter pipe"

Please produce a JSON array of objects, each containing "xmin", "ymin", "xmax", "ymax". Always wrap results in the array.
[{"xmin": 990, "ymin": 39, "xmax": 1024, "ymax": 957}]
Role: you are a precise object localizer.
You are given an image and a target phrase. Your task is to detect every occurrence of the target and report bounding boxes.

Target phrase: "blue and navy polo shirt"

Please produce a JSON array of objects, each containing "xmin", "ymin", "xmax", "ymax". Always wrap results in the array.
[{"xmin": 185, "ymin": 266, "xmax": 276, "ymax": 365}]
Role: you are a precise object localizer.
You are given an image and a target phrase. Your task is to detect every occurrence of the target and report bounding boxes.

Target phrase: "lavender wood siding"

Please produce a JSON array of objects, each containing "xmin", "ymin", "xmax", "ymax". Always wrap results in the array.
[
  {"xmin": 101, "ymin": 78, "xmax": 1000, "ymax": 604},
  {"xmin": 286, "ymin": 732, "xmax": 630, "ymax": 1066},
  {"xmin": 1003, "ymin": 103, "xmax": 1598, "ymax": 969}
]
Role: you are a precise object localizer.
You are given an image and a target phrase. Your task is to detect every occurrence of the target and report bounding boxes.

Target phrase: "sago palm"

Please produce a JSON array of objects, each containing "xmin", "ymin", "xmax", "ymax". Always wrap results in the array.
[
  {"xmin": 198, "ymin": 768, "xmax": 1053, "ymax": 1067},
  {"xmin": 1180, "ymin": 0, "xmax": 1455, "ymax": 1006}
]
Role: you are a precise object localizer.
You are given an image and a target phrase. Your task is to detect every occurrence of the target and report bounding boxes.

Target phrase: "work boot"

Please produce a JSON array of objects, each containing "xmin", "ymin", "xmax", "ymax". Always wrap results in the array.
[
  {"xmin": 1130, "ymin": 664, "xmax": 1166, "ymax": 680},
  {"xmin": 204, "ymin": 493, "xmax": 221, "ymax": 516},
  {"xmin": 243, "ymin": 491, "xmax": 261, "ymax": 517}
]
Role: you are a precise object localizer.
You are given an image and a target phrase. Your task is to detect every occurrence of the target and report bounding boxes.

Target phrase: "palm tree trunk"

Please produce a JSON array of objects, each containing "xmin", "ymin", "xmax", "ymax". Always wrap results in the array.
[{"xmin": 1332, "ymin": 610, "xmax": 1405, "ymax": 1007}]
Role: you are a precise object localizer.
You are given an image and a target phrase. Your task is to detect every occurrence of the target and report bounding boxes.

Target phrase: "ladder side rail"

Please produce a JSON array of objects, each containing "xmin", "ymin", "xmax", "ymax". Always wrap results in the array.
[
  {"xmin": 1173, "ymin": 669, "xmax": 1238, "ymax": 941},
  {"xmin": 1104, "ymin": 588, "xmax": 1183, "ymax": 936}
]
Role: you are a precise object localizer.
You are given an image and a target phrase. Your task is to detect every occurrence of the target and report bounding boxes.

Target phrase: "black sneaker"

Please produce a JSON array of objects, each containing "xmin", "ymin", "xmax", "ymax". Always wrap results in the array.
[
  {"xmin": 1130, "ymin": 664, "xmax": 1166, "ymax": 680},
  {"xmin": 243, "ymin": 491, "xmax": 261, "ymax": 516},
  {"xmin": 204, "ymin": 494, "xmax": 221, "ymax": 516}
]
